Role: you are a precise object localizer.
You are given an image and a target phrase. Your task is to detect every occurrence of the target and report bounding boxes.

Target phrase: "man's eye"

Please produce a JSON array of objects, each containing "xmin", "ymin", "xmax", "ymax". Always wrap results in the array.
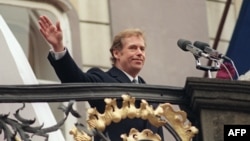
[{"xmin": 129, "ymin": 46, "xmax": 137, "ymax": 49}]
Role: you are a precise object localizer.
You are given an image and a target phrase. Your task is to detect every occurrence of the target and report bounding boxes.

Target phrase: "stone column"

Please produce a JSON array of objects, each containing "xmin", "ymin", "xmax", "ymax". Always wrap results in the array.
[{"xmin": 185, "ymin": 77, "xmax": 250, "ymax": 141}]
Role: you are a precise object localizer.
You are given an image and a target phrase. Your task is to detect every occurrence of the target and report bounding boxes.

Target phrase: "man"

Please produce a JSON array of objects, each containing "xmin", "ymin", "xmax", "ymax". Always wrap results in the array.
[{"xmin": 38, "ymin": 15, "xmax": 163, "ymax": 141}]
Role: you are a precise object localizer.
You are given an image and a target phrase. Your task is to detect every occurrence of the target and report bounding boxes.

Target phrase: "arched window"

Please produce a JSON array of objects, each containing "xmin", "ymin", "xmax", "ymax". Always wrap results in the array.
[{"xmin": 0, "ymin": 0, "xmax": 81, "ymax": 83}]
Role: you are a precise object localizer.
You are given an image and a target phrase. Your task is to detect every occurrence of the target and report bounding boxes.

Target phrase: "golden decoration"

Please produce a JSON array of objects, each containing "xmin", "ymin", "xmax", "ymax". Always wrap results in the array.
[
  {"xmin": 15, "ymin": 136, "xmax": 21, "ymax": 141},
  {"xmin": 70, "ymin": 94, "xmax": 198, "ymax": 141},
  {"xmin": 69, "ymin": 126, "xmax": 92, "ymax": 141},
  {"xmin": 121, "ymin": 128, "xmax": 161, "ymax": 141}
]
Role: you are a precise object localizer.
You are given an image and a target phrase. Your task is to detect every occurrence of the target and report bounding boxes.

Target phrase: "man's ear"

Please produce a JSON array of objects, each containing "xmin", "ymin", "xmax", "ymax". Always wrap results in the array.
[{"xmin": 113, "ymin": 49, "xmax": 120, "ymax": 59}]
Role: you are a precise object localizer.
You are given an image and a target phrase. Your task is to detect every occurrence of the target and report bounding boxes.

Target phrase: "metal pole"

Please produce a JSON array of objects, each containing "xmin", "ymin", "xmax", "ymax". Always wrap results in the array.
[{"xmin": 204, "ymin": 0, "xmax": 232, "ymax": 78}]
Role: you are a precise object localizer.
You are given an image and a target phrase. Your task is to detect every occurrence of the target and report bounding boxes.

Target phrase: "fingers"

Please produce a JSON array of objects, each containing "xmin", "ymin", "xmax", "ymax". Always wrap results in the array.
[
  {"xmin": 38, "ymin": 15, "xmax": 57, "ymax": 38},
  {"xmin": 38, "ymin": 15, "xmax": 54, "ymax": 32},
  {"xmin": 39, "ymin": 28, "xmax": 47, "ymax": 38},
  {"xmin": 39, "ymin": 15, "xmax": 61, "ymax": 33},
  {"xmin": 38, "ymin": 21, "xmax": 45, "ymax": 32},
  {"xmin": 38, "ymin": 20, "xmax": 46, "ymax": 37},
  {"xmin": 39, "ymin": 15, "xmax": 53, "ymax": 28},
  {"xmin": 56, "ymin": 21, "xmax": 61, "ymax": 32},
  {"xmin": 38, "ymin": 16, "xmax": 48, "ymax": 35}
]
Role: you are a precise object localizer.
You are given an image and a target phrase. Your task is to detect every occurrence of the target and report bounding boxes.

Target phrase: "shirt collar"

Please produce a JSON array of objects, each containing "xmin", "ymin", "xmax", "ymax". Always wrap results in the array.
[{"xmin": 121, "ymin": 70, "xmax": 139, "ymax": 82}]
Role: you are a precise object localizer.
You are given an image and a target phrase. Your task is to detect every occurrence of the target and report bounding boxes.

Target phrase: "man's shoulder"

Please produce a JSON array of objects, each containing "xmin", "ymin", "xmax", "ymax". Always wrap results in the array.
[
  {"xmin": 88, "ymin": 67, "xmax": 120, "ymax": 76},
  {"xmin": 87, "ymin": 67, "xmax": 105, "ymax": 73},
  {"xmin": 87, "ymin": 67, "xmax": 119, "ymax": 82}
]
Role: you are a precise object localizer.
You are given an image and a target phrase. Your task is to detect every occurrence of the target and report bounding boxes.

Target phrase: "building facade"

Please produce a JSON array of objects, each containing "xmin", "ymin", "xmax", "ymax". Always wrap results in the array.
[{"xmin": 0, "ymin": 0, "xmax": 243, "ymax": 141}]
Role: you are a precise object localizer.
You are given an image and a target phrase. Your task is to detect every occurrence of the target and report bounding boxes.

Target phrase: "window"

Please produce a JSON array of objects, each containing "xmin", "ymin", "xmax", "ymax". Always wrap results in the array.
[{"xmin": 0, "ymin": 1, "xmax": 75, "ymax": 83}]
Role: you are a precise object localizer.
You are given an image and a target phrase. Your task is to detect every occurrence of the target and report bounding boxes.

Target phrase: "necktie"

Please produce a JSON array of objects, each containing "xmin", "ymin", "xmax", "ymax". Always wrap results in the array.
[{"xmin": 132, "ymin": 79, "xmax": 138, "ymax": 84}]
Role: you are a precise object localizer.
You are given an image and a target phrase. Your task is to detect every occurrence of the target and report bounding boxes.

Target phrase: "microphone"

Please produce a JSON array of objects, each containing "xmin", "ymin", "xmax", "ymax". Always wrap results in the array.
[
  {"xmin": 193, "ymin": 41, "xmax": 231, "ymax": 61},
  {"xmin": 177, "ymin": 39, "xmax": 209, "ymax": 58}
]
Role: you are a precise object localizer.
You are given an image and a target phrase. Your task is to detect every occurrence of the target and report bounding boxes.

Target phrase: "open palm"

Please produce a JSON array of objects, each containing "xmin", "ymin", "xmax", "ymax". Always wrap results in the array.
[{"xmin": 39, "ymin": 16, "xmax": 63, "ymax": 51}]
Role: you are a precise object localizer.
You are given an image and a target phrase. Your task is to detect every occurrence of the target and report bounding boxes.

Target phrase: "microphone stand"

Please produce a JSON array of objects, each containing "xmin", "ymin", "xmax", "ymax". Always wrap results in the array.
[{"xmin": 194, "ymin": 56, "xmax": 220, "ymax": 78}]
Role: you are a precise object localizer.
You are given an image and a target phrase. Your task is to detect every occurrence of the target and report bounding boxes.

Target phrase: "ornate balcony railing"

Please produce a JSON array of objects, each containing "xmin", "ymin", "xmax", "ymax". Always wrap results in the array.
[
  {"xmin": 2, "ymin": 77, "xmax": 250, "ymax": 141},
  {"xmin": 0, "ymin": 82, "xmax": 198, "ymax": 141}
]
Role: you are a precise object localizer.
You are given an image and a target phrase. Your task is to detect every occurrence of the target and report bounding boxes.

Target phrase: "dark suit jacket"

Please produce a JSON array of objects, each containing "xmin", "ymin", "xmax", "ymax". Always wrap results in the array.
[{"xmin": 48, "ymin": 51, "xmax": 163, "ymax": 141}]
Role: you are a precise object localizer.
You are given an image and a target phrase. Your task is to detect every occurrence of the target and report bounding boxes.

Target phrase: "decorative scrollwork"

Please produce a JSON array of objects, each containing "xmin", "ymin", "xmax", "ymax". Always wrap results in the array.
[
  {"xmin": 0, "ymin": 94, "xmax": 198, "ymax": 141},
  {"xmin": 70, "ymin": 94, "xmax": 198, "ymax": 141},
  {"xmin": 0, "ymin": 100, "xmax": 80, "ymax": 141},
  {"xmin": 121, "ymin": 128, "xmax": 161, "ymax": 141}
]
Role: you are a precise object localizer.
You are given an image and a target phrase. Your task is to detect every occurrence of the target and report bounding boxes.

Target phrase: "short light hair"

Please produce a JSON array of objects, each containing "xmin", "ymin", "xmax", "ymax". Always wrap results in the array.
[{"xmin": 109, "ymin": 28, "xmax": 146, "ymax": 65}]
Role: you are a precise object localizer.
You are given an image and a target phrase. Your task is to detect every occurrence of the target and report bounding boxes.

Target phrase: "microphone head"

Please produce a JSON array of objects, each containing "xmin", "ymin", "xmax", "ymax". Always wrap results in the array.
[
  {"xmin": 203, "ymin": 47, "xmax": 213, "ymax": 54},
  {"xmin": 193, "ymin": 41, "xmax": 210, "ymax": 50},
  {"xmin": 194, "ymin": 41, "xmax": 221, "ymax": 59},
  {"xmin": 177, "ymin": 39, "xmax": 192, "ymax": 51}
]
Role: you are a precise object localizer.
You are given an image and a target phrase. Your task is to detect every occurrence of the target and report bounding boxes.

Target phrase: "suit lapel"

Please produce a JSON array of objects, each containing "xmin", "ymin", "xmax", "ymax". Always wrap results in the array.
[
  {"xmin": 107, "ymin": 67, "xmax": 146, "ymax": 84},
  {"xmin": 138, "ymin": 77, "xmax": 146, "ymax": 84},
  {"xmin": 107, "ymin": 67, "xmax": 131, "ymax": 83}
]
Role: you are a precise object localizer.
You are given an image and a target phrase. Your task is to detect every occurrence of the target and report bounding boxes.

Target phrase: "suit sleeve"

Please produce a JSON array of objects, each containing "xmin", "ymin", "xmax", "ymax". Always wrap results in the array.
[{"xmin": 47, "ymin": 51, "xmax": 108, "ymax": 83}]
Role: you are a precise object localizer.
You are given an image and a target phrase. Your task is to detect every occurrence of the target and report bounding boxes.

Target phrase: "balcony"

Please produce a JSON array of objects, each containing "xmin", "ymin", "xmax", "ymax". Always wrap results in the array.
[{"xmin": 1, "ymin": 77, "xmax": 250, "ymax": 141}]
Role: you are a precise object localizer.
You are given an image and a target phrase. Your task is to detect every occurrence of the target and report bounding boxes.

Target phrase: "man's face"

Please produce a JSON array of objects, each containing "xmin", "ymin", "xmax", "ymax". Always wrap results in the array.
[{"xmin": 114, "ymin": 35, "xmax": 146, "ymax": 77}]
